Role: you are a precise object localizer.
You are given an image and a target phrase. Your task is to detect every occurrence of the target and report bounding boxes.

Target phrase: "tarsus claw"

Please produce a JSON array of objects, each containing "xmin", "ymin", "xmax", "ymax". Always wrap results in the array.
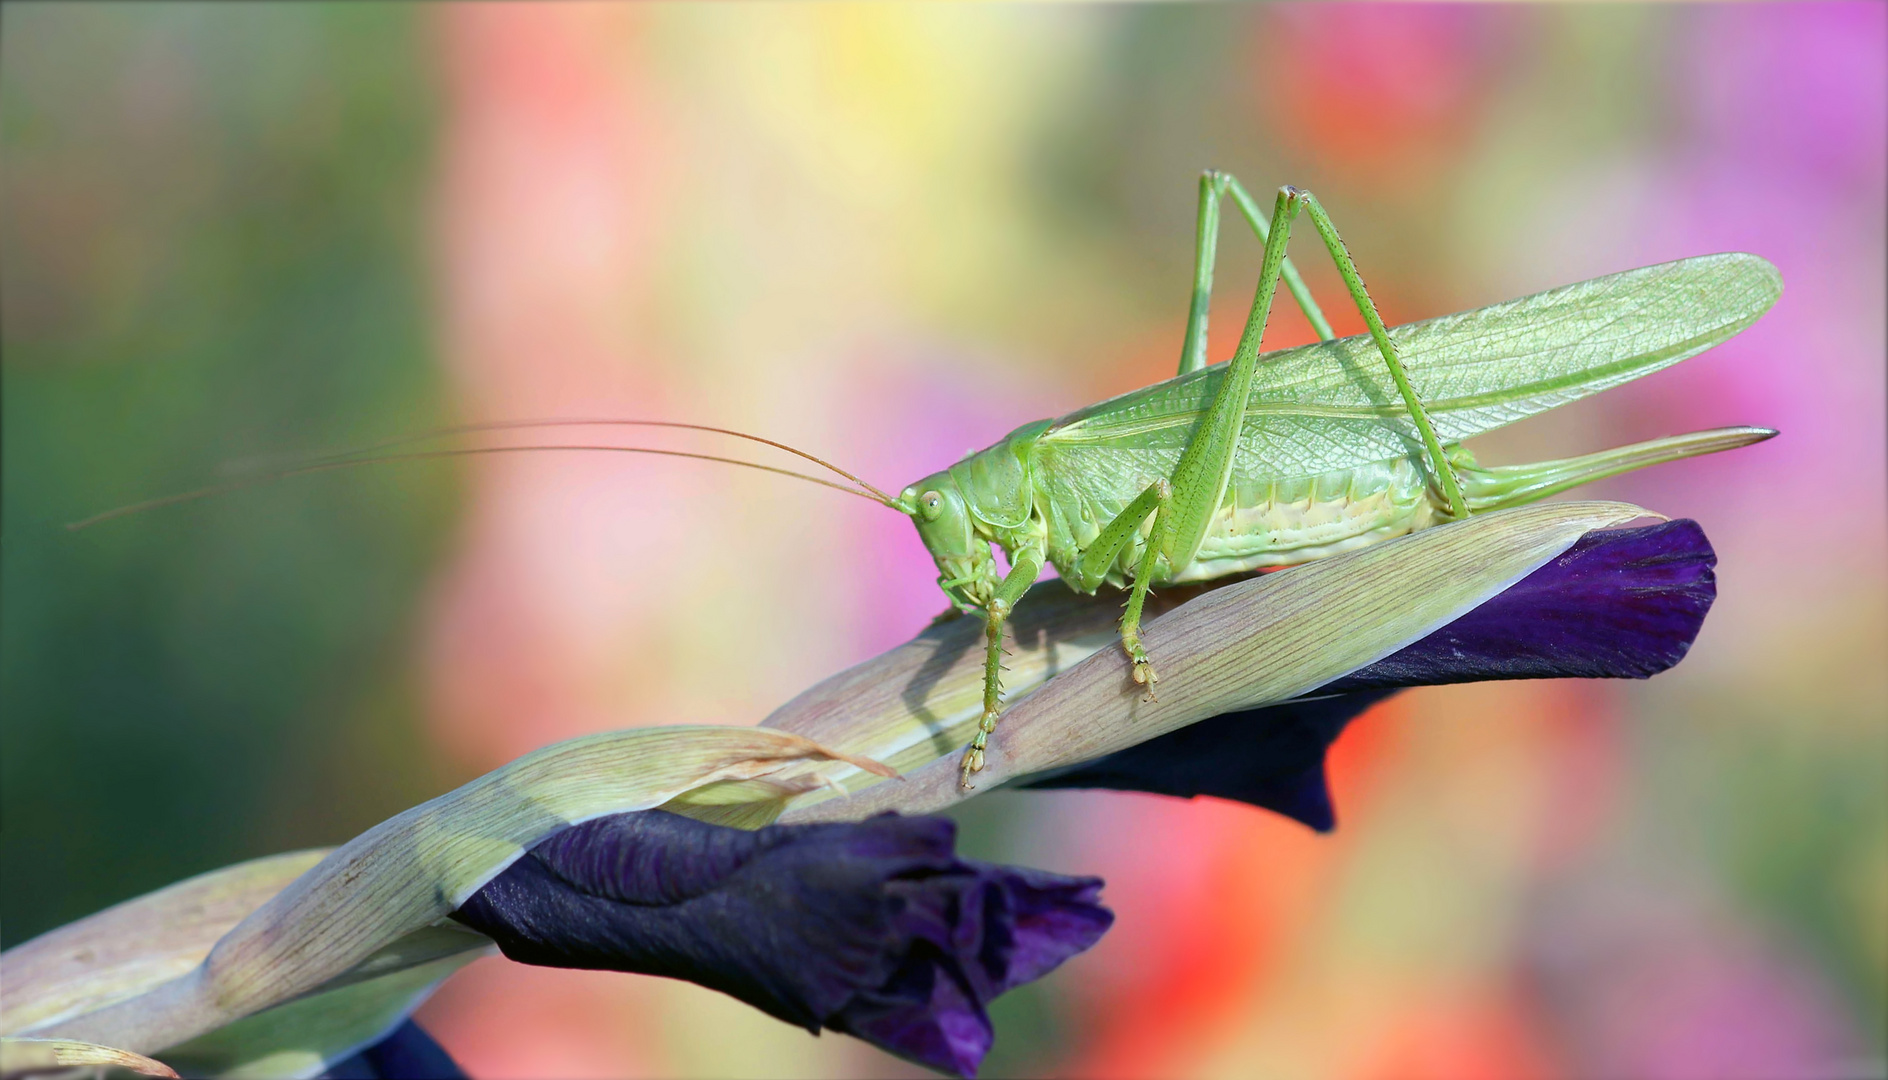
[{"xmin": 957, "ymin": 746, "xmax": 984, "ymax": 790}]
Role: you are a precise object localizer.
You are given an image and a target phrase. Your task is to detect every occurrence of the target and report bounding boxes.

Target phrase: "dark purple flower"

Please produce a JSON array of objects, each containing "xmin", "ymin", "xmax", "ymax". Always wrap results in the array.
[
  {"xmin": 1024, "ymin": 520, "xmax": 1716, "ymax": 829},
  {"xmin": 450, "ymin": 810, "xmax": 1111, "ymax": 1078},
  {"xmin": 1323, "ymin": 519, "xmax": 1717, "ymax": 691},
  {"xmin": 320, "ymin": 1020, "xmax": 465, "ymax": 1080}
]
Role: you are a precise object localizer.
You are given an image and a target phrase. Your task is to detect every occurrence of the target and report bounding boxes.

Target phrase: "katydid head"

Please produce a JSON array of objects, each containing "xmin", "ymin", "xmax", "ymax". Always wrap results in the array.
[{"xmin": 895, "ymin": 472, "xmax": 998, "ymax": 610}]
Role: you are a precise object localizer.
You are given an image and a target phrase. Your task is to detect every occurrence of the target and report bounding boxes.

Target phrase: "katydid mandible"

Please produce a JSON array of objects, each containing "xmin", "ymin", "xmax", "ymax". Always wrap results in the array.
[{"xmin": 70, "ymin": 173, "xmax": 1782, "ymax": 793}]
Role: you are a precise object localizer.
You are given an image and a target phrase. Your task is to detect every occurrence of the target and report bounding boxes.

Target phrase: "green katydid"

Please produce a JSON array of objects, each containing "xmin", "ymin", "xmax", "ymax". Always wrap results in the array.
[
  {"xmin": 71, "ymin": 172, "xmax": 1780, "ymax": 792},
  {"xmin": 885, "ymin": 174, "xmax": 1778, "ymax": 787}
]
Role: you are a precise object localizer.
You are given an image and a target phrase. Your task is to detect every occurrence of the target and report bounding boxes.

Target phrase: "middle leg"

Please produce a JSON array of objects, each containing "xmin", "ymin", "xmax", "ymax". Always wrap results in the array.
[{"xmin": 1072, "ymin": 479, "xmax": 1172, "ymax": 692}]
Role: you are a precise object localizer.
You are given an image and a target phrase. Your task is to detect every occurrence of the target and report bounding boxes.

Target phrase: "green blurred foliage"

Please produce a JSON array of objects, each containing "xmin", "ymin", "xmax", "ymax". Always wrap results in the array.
[{"xmin": 1, "ymin": 4, "xmax": 458, "ymax": 945}]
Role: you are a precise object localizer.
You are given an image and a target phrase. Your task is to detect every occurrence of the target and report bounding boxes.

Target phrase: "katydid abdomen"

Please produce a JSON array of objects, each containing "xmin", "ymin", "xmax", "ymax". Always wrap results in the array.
[{"xmin": 1032, "ymin": 448, "xmax": 1437, "ymax": 589}]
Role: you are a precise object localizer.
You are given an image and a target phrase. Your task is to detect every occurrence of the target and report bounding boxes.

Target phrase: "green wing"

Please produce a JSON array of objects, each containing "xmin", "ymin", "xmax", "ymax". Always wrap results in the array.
[{"xmin": 1041, "ymin": 253, "xmax": 1781, "ymax": 478}]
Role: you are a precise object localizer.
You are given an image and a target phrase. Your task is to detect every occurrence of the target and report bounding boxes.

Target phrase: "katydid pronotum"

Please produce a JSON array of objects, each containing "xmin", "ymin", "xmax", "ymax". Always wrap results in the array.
[{"xmin": 72, "ymin": 173, "xmax": 1781, "ymax": 791}]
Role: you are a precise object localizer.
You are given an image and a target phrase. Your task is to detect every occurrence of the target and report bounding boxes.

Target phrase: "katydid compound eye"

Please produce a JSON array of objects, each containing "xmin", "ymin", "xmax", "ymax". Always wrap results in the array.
[{"xmin": 920, "ymin": 491, "xmax": 943, "ymax": 520}]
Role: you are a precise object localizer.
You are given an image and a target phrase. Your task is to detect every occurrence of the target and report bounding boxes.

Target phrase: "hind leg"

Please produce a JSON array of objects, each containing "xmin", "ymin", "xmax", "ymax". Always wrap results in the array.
[{"xmin": 1176, "ymin": 170, "xmax": 1336, "ymax": 378}]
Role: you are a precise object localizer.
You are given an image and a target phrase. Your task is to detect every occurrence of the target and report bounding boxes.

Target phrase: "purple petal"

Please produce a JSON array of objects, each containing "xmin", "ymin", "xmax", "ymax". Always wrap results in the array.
[
  {"xmin": 450, "ymin": 811, "xmax": 1111, "ymax": 1077},
  {"xmin": 1024, "ymin": 521, "xmax": 1715, "ymax": 824},
  {"xmin": 319, "ymin": 1020, "xmax": 465, "ymax": 1080}
]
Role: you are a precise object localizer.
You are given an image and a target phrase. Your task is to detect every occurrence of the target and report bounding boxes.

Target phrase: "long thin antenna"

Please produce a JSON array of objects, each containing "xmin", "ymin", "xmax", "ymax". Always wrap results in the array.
[
  {"xmin": 221, "ymin": 418, "xmax": 898, "ymax": 504},
  {"xmin": 68, "ymin": 444, "xmax": 894, "ymax": 531}
]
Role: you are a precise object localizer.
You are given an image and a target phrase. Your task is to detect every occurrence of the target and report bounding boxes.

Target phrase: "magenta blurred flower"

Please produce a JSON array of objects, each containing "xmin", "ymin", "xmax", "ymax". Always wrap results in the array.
[{"xmin": 449, "ymin": 811, "xmax": 1112, "ymax": 1077}]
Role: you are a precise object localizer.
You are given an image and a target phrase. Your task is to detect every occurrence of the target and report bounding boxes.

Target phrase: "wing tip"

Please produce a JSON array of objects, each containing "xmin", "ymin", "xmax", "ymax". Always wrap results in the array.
[{"xmin": 1710, "ymin": 251, "xmax": 1785, "ymax": 308}]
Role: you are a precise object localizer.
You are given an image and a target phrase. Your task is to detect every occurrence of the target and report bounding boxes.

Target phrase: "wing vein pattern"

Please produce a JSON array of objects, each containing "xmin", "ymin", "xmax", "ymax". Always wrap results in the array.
[{"xmin": 1039, "ymin": 254, "xmax": 1779, "ymax": 488}]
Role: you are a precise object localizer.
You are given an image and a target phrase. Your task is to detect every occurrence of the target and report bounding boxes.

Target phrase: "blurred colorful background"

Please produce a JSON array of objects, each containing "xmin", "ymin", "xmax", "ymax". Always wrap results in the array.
[{"xmin": 4, "ymin": 4, "xmax": 1883, "ymax": 1077}]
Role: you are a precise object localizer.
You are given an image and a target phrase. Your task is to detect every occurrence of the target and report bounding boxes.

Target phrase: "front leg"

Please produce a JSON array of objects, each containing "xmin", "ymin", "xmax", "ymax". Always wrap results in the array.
[{"xmin": 959, "ymin": 543, "xmax": 1046, "ymax": 789}]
